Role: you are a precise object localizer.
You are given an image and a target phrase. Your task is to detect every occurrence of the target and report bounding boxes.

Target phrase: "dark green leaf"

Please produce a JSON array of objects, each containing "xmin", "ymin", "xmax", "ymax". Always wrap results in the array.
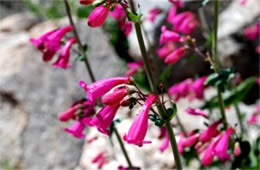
[
  {"xmin": 202, "ymin": 77, "xmax": 257, "ymax": 109},
  {"xmin": 159, "ymin": 65, "xmax": 173, "ymax": 83},
  {"xmin": 165, "ymin": 102, "xmax": 177, "ymax": 122}
]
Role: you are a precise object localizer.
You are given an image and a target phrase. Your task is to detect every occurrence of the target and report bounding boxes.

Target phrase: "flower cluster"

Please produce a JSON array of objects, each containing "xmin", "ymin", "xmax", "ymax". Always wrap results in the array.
[
  {"xmin": 30, "ymin": 25, "xmax": 76, "ymax": 69},
  {"xmin": 168, "ymin": 76, "xmax": 208, "ymax": 101}
]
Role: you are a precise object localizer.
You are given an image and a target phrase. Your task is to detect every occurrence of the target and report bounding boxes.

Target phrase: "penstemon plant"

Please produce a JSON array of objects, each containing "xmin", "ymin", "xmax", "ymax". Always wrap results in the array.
[{"xmin": 29, "ymin": 0, "xmax": 260, "ymax": 169}]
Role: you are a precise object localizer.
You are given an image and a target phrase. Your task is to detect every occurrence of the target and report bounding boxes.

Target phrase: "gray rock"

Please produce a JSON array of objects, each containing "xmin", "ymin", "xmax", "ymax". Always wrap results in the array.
[{"xmin": 0, "ymin": 14, "xmax": 124, "ymax": 169}]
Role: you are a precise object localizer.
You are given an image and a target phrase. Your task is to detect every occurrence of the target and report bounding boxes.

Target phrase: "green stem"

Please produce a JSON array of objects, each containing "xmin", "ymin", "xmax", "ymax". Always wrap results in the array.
[
  {"xmin": 212, "ymin": 0, "xmax": 228, "ymax": 129},
  {"xmin": 64, "ymin": 0, "xmax": 133, "ymax": 167},
  {"xmin": 234, "ymin": 103, "xmax": 244, "ymax": 135},
  {"xmin": 64, "ymin": 0, "xmax": 96, "ymax": 82},
  {"xmin": 114, "ymin": 128, "xmax": 133, "ymax": 168},
  {"xmin": 129, "ymin": 1, "xmax": 182, "ymax": 169}
]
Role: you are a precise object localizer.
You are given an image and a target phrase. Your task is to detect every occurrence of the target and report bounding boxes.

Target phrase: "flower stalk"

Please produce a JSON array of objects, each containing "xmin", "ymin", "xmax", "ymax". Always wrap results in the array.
[
  {"xmin": 128, "ymin": 0, "xmax": 182, "ymax": 169},
  {"xmin": 64, "ymin": 0, "xmax": 133, "ymax": 167},
  {"xmin": 212, "ymin": 0, "xmax": 228, "ymax": 129},
  {"xmin": 64, "ymin": 0, "xmax": 96, "ymax": 82}
]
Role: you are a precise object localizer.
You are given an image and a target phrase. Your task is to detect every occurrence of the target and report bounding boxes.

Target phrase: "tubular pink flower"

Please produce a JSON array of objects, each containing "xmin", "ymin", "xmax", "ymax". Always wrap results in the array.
[
  {"xmin": 53, "ymin": 37, "xmax": 76, "ymax": 69},
  {"xmin": 256, "ymin": 77, "xmax": 260, "ymax": 85},
  {"xmin": 234, "ymin": 142, "xmax": 241, "ymax": 156},
  {"xmin": 214, "ymin": 128, "xmax": 234, "ymax": 162},
  {"xmin": 167, "ymin": 5, "xmax": 177, "ymax": 24},
  {"xmin": 158, "ymin": 126, "xmax": 167, "ymax": 139},
  {"xmin": 123, "ymin": 22, "xmax": 133, "ymax": 36},
  {"xmin": 159, "ymin": 136, "xmax": 170, "ymax": 152},
  {"xmin": 156, "ymin": 43, "xmax": 176, "ymax": 59},
  {"xmin": 79, "ymin": 76, "xmax": 130, "ymax": 103},
  {"xmin": 125, "ymin": 60, "xmax": 144, "ymax": 76},
  {"xmin": 83, "ymin": 104, "xmax": 120, "ymax": 135},
  {"xmin": 201, "ymin": 134, "xmax": 223, "ymax": 166},
  {"xmin": 177, "ymin": 132, "xmax": 185, "ymax": 154},
  {"xmin": 186, "ymin": 107, "xmax": 208, "ymax": 118},
  {"xmin": 147, "ymin": 8, "xmax": 161, "ymax": 23},
  {"xmin": 168, "ymin": 78, "xmax": 192, "ymax": 101},
  {"xmin": 30, "ymin": 25, "xmax": 73, "ymax": 62},
  {"xmin": 200, "ymin": 120, "xmax": 221, "ymax": 143},
  {"xmin": 58, "ymin": 104, "xmax": 79, "ymax": 122},
  {"xmin": 82, "ymin": 100, "xmax": 96, "ymax": 117},
  {"xmin": 181, "ymin": 133, "xmax": 200, "ymax": 148},
  {"xmin": 164, "ymin": 46, "xmax": 186, "ymax": 65},
  {"xmin": 88, "ymin": 4, "xmax": 110, "ymax": 27},
  {"xmin": 189, "ymin": 76, "xmax": 207, "ymax": 100},
  {"xmin": 160, "ymin": 25, "xmax": 181, "ymax": 45},
  {"xmin": 169, "ymin": 0, "xmax": 184, "ymax": 8},
  {"xmin": 109, "ymin": 4, "xmax": 126, "ymax": 21},
  {"xmin": 123, "ymin": 94, "xmax": 157, "ymax": 147},
  {"xmin": 244, "ymin": 22, "xmax": 260, "ymax": 41},
  {"xmin": 92, "ymin": 152, "xmax": 107, "ymax": 169},
  {"xmin": 64, "ymin": 121, "xmax": 86, "ymax": 139},
  {"xmin": 171, "ymin": 11, "xmax": 198, "ymax": 34},
  {"xmin": 171, "ymin": 12, "xmax": 193, "ymax": 27},
  {"xmin": 248, "ymin": 112, "xmax": 259, "ymax": 125},
  {"xmin": 102, "ymin": 86, "xmax": 128, "ymax": 105},
  {"xmin": 79, "ymin": 0, "xmax": 94, "ymax": 6}
]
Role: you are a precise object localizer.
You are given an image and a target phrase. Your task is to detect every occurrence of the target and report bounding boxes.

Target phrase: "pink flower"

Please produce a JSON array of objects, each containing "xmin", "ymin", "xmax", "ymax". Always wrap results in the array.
[
  {"xmin": 214, "ymin": 128, "xmax": 234, "ymax": 162},
  {"xmin": 65, "ymin": 121, "xmax": 86, "ymax": 139},
  {"xmin": 256, "ymin": 77, "xmax": 260, "ymax": 85},
  {"xmin": 158, "ymin": 126, "xmax": 167, "ymax": 139},
  {"xmin": 189, "ymin": 76, "xmax": 207, "ymax": 100},
  {"xmin": 147, "ymin": 8, "xmax": 161, "ymax": 23},
  {"xmin": 164, "ymin": 46, "xmax": 186, "ymax": 65},
  {"xmin": 123, "ymin": 22, "xmax": 133, "ymax": 36},
  {"xmin": 234, "ymin": 142, "xmax": 241, "ymax": 156},
  {"xmin": 30, "ymin": 25, "xmax": 73, "ymax": 61},
  {"xmin": 79, "ymin": 76, "xmax": 130, "ymax": 103},
  {"xmin": 79, "ymin": 0, "xmax": 94, "ymax": 6},
  {"xmin": 168, "ymin": 78, "xmax": 192, "ymax": 101},
  {"xmin": 169, "ymin": 0, "xmax": 184, "ymax": 8},
  {"xmin": 88, "ymin": 4, "xmax": 110, "ymax": 27},
  {"xmin": 92, "ymin": 152, "xmax": 107, "ymax": 169},
  {"xmin": 167, "ymin": 5, "xmax": 177, "ymax": 24},
  {"xmin": 160, "ymin": 26, "xmax": 181, "ymax": 45},
  {"xmin": 125, "ymin": 60, "xmax": 144, "ymax": 76},
  {"xmin": 83, "ymin": 104, "xmax": 120, "ymax": 135},
  {"xmin": 244, "ymin": 22, "xmax": 260, "ymax": 41},
  {"xmin": 52, "ymin": 37, "xmax": 76, "ymax": 69},
  {"xmin": 186, "ymin": 107, "xmax": 208, "ymax": 118},
  {"xmin": 201, "ymin": 134, "xmax": 223, "ymax": 166},
  {"xmin": 248, "ymin": 112, "xmax": 259, "ymax": 125},
  {"xmin": 156, "ymin": 43, "xmax": 176, "ymax": 59},
  {"xmin": 200, "ymin": 120, "xmax": 221, "ymax": 143},
  {"xmin": 256, "ymin": 46, "xmax": 260, "ymax": 54},
  {"xmin": 109, "ymin": 4, "xmax": 126, "ymax": 21},
  {"xmin": 177, "ymin": 132, "xmax": 185, "ymax": 154},
  {"xmin": 239, "ymin": 0, "xmax": 248, "ymax": 5},
  {"xmin": 58, "ymin": 104, "xmax": 79, "ymax": 122},
  {"xmin": 171, "ymin": 11, "xmax": 198, "ymax": 34},
  {"xmin": 123, "ymin": 94, "xmax": 157, "ymax": 146},
  {"xmin": 159, "ymin": 136, "xmax": 170, "ymax": 152},
  {"xmin": 181, "ymin": 133, "xmax": 200, "ymax": 147},
  {"xmin": 102, "ymin": 86, "xmax": 128, "ymax": 105}
]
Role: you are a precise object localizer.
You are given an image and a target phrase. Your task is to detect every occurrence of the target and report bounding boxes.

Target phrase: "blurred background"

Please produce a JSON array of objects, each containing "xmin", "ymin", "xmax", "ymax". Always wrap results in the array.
[{"xmin": 0, "ymin": 0, "xmax": 259, "ymax": 169}]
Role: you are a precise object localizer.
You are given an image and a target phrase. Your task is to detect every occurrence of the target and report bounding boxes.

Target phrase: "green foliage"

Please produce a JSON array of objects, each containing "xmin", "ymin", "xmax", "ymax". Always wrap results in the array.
[
  {"xmin": 159, "ymin": 65, "xmax": 172, "ymax": 83},
  {"xmin": 76, "ymin": 5, "xmax": 93, "ymax": 18},
  {"xmin": 165, "ymin": 102, "xmax": 177, "ymax": 122},
  {"xmin": 132, "ymin": 72, "xmax": 151, "ymax": 92},
  {"xmin": 205, "ymin": 68, "xmax": 235, "ymax": 92},
  {"xmin": 125, "ymin": 10, "xmax": 142, "ymax": 23},
  {"xmin": 202, "ymin": 77, "xmax": 257, "ymax": 109}
]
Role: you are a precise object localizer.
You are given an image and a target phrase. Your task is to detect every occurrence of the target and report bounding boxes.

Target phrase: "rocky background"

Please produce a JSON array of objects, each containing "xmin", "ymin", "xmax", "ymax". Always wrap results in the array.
[{"xmin": 0, "ymin": 0, "xmax": 259, "ymax": 170}]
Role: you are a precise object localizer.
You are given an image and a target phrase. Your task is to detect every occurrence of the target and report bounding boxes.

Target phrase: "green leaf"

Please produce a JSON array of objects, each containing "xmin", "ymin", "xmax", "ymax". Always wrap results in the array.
[
  {"xmin": 205, "ymin": 68, "xmax": 235, "ymax": 92},
  {"xmin": 159, "ymin": 65, "xmax": 173, "ymax": 83},
  {"xmin": 77, "ymin": 5, "xmax": 93, "ymax": 18},
  {"xmin": 165, "ymin": 102, "xmax": 177, "ymax": 122},
  {"xmin": 132, "ymin": 72, "xmax": 151, "ymax": 92},
  {"xmin": 125, "ymin": 10, "xmax": 142, "ymax": 23},
  {"xmin": 202, "ymin": 77, "xmax": 257, "ymax": 109}
]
